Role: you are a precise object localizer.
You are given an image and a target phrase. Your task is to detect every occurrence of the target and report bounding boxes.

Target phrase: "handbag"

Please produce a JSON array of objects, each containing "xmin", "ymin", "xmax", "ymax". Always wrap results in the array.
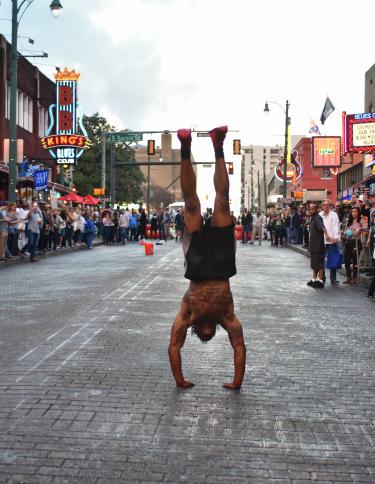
[{"xmin": 326, "ymin": 244, "xmax": 342, "ymax": 269}]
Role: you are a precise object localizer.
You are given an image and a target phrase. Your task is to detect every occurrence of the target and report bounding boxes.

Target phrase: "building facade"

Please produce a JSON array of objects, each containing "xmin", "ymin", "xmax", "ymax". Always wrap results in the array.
[
  {"xmin": 0, "ymin": 34, "xmax": 71, "ymax": 201},
  {"xmin": 290, "ymin": 137, "xmax": 338, "ymax": 203},
  {"xmin": 365, "ymin": 64, "xmax": 375, "ymax": 113},
  {"xmin": 241, "ymin": 144, "xmax": 282, "ymax": 210},
  {"xmin": 134, "ymin": 132, "xmax": 196, "ymax": 204}
]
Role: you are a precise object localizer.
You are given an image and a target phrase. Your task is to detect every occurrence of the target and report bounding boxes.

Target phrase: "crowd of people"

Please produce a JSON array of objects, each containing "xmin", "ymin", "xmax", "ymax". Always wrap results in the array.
[
  {"xmin": 1, "ymin": 195, "xmax": 374, "ymax": 299},
  {"xmin": 0, "ymin": 200, "xmax": 185, "ymax": 263},
  {"xmin": 99, "ymin": 206, "xmax": 184, "ymax": 245},
  {"xmin": 238, "ymin": 193, "xmax": 375, "ymax": 297},
  {"xmin": 0, "ymin": 199, "xmax": 101, "ymax": 262}
]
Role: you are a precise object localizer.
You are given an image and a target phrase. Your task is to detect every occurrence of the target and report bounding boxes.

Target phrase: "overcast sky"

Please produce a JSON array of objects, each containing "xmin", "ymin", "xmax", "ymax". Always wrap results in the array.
[{"xmin": 1, "ymin": 0, "xmax": 374, "ymax": 151}]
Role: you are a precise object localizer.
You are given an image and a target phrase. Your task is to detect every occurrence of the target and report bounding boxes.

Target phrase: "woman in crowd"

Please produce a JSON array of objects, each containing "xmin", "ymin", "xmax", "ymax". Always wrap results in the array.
[
  {"xmin": 343, "ymin": 206, "xmax": 366, "ymax": 285},
  {"xmin": 103, "ymin": 211, "xmax": 115, "ymax": 244},
  {"xmin": 7, "ymin": 203, "xmax": 19, "ymax": 256},
  {"xmin": 150, "ymin": 212, "xmax": 158, "ymax": 239}
]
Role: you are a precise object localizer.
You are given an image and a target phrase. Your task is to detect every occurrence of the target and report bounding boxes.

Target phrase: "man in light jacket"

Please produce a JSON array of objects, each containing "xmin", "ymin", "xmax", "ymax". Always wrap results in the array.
[
  {"xmin": 250, "ymin": 210, "xmax": 264, "ymax": 245},
  {"xmin": 320, "ymin": 199, "xmax": 341, "ymax": 285}
]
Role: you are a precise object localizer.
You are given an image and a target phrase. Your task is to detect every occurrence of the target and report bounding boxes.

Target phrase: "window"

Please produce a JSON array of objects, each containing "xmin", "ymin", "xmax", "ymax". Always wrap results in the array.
[
  {"xmin": 39, "ymin": 106, "xmax": 49, "ymax": 137},
  {"xmin": 5, "ymin": 86, "xmax": 33, "ymax": 132},
  {"xmin": 270, "ymin": 148, "xmax": 279, "ymax": 154}
]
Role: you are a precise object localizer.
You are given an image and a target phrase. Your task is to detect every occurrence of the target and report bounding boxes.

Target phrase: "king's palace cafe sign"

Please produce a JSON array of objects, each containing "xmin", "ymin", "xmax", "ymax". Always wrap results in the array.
[{"xmin": 41, "ymin": 68, "xmax": 91, "ymax": 165}]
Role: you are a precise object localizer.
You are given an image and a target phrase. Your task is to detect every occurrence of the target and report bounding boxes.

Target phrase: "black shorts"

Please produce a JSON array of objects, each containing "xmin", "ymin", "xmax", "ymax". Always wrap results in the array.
[
  {"xmin": 182, "ymin": 219, "xmax": 236, "ymax": 281},
  {"xmin": 311, "ymin": 251, "xmax": 325, "ymax": 271}
]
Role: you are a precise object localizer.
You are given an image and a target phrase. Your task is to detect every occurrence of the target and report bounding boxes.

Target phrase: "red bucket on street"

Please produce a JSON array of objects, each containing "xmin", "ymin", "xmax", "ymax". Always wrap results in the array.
[{"xmin": 144, "ymin": 243, "xmax": 154, "ymax": 256}]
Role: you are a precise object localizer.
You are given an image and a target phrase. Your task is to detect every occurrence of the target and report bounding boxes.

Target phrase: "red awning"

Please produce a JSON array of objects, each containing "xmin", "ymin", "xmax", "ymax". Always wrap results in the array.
[
  {"xmin": 58, "ymin": 192, "xmax": 84, "ymax": 203},
  {"xmin": 83, "ymin": 195, "xmax": 100, "ymax": 205}
]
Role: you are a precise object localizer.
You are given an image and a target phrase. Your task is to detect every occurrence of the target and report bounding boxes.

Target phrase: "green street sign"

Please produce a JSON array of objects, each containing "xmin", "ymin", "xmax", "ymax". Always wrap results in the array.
[
  {"xmin": 197, "ymin": 132, "xmax": 210, "ymax": 137},
  {"xmin": 107, "ymin": 132, "xmax": 143, "ymax": 143}
]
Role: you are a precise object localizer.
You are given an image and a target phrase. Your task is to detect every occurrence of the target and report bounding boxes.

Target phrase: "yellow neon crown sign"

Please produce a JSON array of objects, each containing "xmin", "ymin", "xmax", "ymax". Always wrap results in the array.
[{"xmin": 54, "ymin": 67, "xmax": 81, "ymax": 82}]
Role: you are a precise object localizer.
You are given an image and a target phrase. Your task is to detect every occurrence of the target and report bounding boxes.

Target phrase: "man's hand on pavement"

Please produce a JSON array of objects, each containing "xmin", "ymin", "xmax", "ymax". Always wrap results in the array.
[
  {"xmin": 177, "ymin": 380, "xmax": 195, "ymax": 389},
  {"xmin": 223, "ymin": 382, "xmax": 242, "ymax": 390}
]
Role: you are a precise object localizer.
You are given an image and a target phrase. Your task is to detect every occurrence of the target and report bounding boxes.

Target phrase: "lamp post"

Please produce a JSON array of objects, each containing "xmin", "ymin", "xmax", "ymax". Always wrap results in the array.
[
  {"xmin": 8, "ymin": 0, "xmax": 63, "ymax": 203},
  {"xmin": 264, "ymin": 100, "xmax": 290, "ymax": 200}
]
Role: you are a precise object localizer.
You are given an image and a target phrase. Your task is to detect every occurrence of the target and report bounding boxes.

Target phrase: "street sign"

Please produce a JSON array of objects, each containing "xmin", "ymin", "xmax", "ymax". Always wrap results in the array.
[
  {"xmin": 202, "ymin": 163, "xmax": 213, "ymax": 168},
  {"xmin": 196, "ymin": 132, "xmax": 210, "ymax": 137},
  {"xmin": 107, "ymin": 132, "xmax": 143, "ymax": 143}
]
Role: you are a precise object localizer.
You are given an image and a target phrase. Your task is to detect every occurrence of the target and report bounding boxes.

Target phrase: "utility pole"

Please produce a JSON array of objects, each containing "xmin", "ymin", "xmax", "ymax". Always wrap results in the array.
[
  {"xmin": 263, "ymin": 159, "xmax": 267, "ymax": 211},
  {"xmin": 283, "ymin": 100, "xmax": 290, "ymax": 200},
  {"xmin": 110, "ymin": 144, "xmax": 116, "ymax": 205},
  {"xmin": 147, "ymin": 152, "xmax": 151, "ymax": 216},
  {"xmin": 101, "ymin": 131, "xmax": 106, "ymax": 194},
  {"xmin": 251, "ymin": 166, "xmax": 254, "ymax": 211},
  {"xmin": 8, "ymin": 0, "xmax": 19, "ymax": 203},
  {"xmin": 257, "ymin": 170, "xmax": 261, "ymax": 209}
]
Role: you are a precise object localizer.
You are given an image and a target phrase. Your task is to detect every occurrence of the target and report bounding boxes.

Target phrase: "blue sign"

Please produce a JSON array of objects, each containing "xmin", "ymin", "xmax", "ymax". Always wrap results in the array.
[{"xmin": 33, "ymin": 169, "xmax": 49, "ymax": 191}]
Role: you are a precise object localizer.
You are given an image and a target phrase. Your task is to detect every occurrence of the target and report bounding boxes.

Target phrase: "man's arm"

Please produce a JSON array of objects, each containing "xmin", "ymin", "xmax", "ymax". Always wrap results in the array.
[
  {"xmin": 168, "ymin": 312, "xmax": 193, "ymax": 388},
  {"xmin": 222, "ymin": 314, "xmax": 246, "ymax": 389}
]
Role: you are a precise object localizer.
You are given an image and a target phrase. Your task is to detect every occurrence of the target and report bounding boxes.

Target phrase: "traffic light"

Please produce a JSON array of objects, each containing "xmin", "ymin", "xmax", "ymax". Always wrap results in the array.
[
  {"xmin": 233, "ymin": 139, "xmax": 241, "ymax": 155},
  {"xmin": 228, "ymin": 162, "xmax": 234, "ymax": 175},
  {"xmin": 147, "ymin": 139, "xmax": 156, "ymax": 156}
]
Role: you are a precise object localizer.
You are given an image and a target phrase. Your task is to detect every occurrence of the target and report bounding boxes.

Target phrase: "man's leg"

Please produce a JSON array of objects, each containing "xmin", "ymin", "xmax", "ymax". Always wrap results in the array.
[
  {"xmin": 209, "ymin": 126, "xmax": 232, "ymax": 227},
  {"xmin": 178, "ymin": 129, "xmax": 201, "ymax": 233}
]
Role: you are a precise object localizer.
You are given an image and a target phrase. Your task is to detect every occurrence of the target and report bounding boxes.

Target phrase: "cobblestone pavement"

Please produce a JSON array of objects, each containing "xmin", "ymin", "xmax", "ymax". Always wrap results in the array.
[{"xmin": 1, "ymin": 241, "xmax": 375, "ymax": 483}]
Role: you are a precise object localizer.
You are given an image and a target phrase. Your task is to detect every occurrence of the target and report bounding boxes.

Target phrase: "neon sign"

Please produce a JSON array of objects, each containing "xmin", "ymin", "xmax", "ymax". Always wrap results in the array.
[
  {"xmin": 274, "ymin": 150, "xmax": 302, "ymax": 183},
  {"xmin": 41, "ymin": 68, "xmax": 91, "ymax": 164},
  {"xmin": 343, "ymin": 112, "xmax": 375, "ymax": 154},
  {"xmin": 312, "ymin": 136, "xmax": 341, "ymax": 167}
]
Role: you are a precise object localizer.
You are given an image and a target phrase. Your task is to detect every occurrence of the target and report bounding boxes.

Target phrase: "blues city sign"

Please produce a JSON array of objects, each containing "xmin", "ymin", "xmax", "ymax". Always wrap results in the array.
[{"xmin": 41, "ymin": 68, "xmax": 91, "ymax": 164}]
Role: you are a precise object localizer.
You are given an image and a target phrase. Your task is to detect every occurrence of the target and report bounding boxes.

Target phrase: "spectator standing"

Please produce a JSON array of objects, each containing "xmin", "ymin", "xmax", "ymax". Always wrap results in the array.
[
  {"xmin": 163, "ymin": 208, "xmax": 172, "ymax": 240},
  {"xmin": 139, "ymin": 209, "xmax": 148, "ymax": 240},
  {"xmin": 342, "ymin": 207, "xmax": 366, "ymax": 285},
  {"xmin": 307, "ymin": 203, "xmax": 330, "ymax": 288},
  {"xmin": 129, "ymin": 211, "xmax": 138, "ymax": 242},
  {"xmin": 157, "ymin": 208, "xmax": 165, "ymax": 241},
  {"xmin": 7, "ymin": 203, "xmax": 19, "ymax": 255},
  {"xmin": 84, "ymin": 214, "xmax": 95, "ymax": 249},
  {"xmin": 174, "ymin": 209, "xmax": 184, "ymax": 242},
  {"xmin": 119, "ymin": 209, "xmax": 129, "ymax": 244},
  {"xmin": 250, "ymin": 210, "xmax": 263, "ymax": 245},
  {"xmin": 27, "ymin": 203, "xmax": 42, "ymax": 262},
  {"xmin": 0, "ymin": 202, "xmax": 10, "ymax": 261},
  {"xmin": 320, "ymin": 199, "xmax": 341, "ymax": 285},
  {"xmin": 272, "ymin": 214, "xmax": 284, "ymax": 247},
  {"xmin": 367, "ymin": 194, "xmax": 375, "ymax": 299},
  {"xmin": 150, "ymin": 212, "xmax": 158, "ymax": 239},
  {"xmin": 241, "ymin": 208, "xmax": 252, "ymax": 244}
]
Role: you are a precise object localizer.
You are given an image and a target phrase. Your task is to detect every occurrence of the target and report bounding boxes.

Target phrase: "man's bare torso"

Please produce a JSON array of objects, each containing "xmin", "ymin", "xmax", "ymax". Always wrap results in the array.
[{"xmin": 181, "ymin": 279, "xmax": 234, "ymax": 326}]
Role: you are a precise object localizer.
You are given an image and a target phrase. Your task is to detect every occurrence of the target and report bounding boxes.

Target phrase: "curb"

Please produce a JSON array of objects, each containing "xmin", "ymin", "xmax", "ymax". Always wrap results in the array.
[
  {"xmin": 287, "ymin": 244, "xmax": 371, "ymax": 289},
  {"xmin": 0, "ymin": 238, "xmax": 104, "ymax": 268}
]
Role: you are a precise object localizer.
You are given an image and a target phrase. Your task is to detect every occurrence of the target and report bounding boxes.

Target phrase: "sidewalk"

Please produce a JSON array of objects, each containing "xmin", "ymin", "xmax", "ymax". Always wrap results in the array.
[
  {"xmin": 0, "ymin": 237, "xmax": 103, "ymax": 268},
  {"xmin": 287, "ymin": 243, "xmax": 372, "ymax": 289}
]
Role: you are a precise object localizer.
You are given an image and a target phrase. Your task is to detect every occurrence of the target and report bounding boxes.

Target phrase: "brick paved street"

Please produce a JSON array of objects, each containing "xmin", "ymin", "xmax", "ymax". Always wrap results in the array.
[{"xmin": 1, "ymin": 242, "xmax": 375, "ymax": 483}]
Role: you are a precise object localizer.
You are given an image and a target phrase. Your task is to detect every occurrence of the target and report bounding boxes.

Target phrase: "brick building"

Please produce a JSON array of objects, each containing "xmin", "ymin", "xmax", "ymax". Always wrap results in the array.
[
  {"xmin": 290, "ymin": 137, "xmax": 338, "ymax": 202},
  {"xmin": 0, "ymin": 34, "xmax": 71, "ymax": 200}
]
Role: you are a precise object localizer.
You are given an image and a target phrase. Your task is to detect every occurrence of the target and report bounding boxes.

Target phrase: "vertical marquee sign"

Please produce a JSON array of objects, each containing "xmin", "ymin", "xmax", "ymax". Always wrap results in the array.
[{"xmin": 41, "ymin": 68, "xmax": 90, "ymax": 164}]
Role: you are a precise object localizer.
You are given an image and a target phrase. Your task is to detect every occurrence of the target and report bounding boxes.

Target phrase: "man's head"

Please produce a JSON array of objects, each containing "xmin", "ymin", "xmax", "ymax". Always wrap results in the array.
[
  {"xmin": 322, "ymin": 199, "xmax": 331, "ymax": 214},
  {"xmin": 369, "ymin": 194, "xmax": 375, "ymax": 206},
  {"xmin": 191, "ymin": 313, "xmax": 217, "ymax": 343},
  {"xmin": 309, "ymin": 203, "xmax": 318, "ymax": 215},
  {"xmin": 31, "ymin": 203, "xmax": 39, "ymax": 213}
]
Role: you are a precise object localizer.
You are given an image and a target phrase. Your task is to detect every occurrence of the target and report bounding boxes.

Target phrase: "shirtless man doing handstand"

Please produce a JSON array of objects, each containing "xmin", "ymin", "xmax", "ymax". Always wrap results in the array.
[{"xmin": 168, "ymin": 126, "xmax": 246, "ymax": 390}]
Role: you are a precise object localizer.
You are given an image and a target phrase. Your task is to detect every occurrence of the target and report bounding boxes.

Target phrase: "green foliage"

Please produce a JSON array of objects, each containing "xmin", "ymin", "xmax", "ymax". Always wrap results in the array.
[{"xmin": 74, "ymin": 113, "xmax": 145, "ymax": 202}]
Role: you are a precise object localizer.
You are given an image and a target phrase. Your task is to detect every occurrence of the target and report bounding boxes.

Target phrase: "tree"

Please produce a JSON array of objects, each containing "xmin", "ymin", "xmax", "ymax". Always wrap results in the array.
[
  {"xmin": 142, "ymin": 184, "xmax": 174, "ymax": 209},
  {"xmin": 73, "ymin": 113, "xmax": 145, "ymax": 202}
]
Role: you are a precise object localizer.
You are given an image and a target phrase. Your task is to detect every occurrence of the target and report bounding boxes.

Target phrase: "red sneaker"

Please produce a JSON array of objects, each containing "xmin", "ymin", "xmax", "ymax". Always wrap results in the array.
[
  {"xmin": 177, "ymin": 129, "xmax": 192, "ymax": 146},
  {"xmin": 209, "ymin": 126, "xmax": 228, "ymax": 147}
]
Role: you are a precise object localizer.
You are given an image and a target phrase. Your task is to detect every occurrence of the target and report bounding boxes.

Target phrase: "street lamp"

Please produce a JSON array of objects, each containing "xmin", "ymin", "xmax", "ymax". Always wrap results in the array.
[
  {"xmin": 8, "ymin": 0, "xmax": 63, "ymax": 203},
  {"xmin": 264, "ymin": 100, "xmax": 290, "ymax": 200},
  {"xmin": 50, "ymin": 0, "xmax": 63, "ymax": 18}
]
